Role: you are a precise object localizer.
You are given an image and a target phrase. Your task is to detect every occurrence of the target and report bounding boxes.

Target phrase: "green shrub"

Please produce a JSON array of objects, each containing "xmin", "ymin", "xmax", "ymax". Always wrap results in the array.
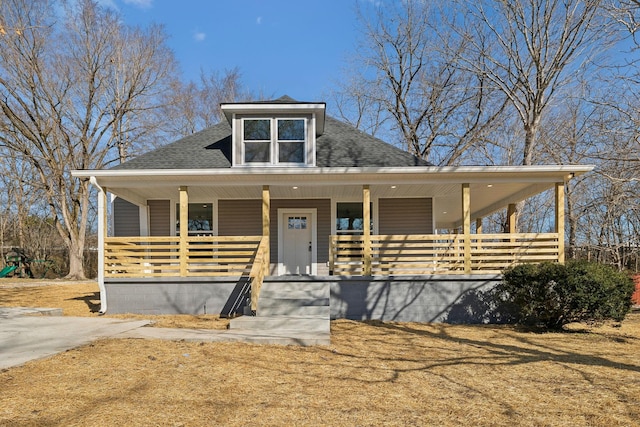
[{"xmin": 495, "ymin": 261, "xmax": 635, "ymax": 330}]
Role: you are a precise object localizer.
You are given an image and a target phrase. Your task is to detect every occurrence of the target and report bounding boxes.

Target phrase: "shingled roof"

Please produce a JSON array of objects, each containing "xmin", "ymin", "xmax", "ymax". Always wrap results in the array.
[{"xmin": 112, "ymin": 110, "xmax": 432, "ymax": 170}]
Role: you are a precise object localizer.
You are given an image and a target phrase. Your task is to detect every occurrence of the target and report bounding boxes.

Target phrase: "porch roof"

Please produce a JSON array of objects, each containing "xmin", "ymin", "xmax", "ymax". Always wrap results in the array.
[{"xmin": 73, "ymin": 164, "xmax": 594, "ymax": 229}]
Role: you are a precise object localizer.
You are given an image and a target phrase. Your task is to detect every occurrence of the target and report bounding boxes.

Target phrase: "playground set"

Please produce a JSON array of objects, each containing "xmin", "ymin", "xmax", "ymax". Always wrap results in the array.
[{"xmin": 0, "ymin": 249, "xmax": 56, "ymax": 279}]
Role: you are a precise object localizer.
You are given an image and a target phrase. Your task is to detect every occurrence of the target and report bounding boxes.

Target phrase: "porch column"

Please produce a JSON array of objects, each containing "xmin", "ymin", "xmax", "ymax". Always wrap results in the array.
[
  {"xmin": 507, "ymin": 203, "xmax": 517, "ymax": 244},
  {"xmin": 98, "ymin": 185, "xmax": 107, "ymax": 313},
  {"xmin": 363, "ymin": 185, "xmax": 372, "ymax": 276},
  {"xmin": 462, "ymin": 183, "xmax": 471, "ymax": 274},
  {"xmin": 555, "ymin": 182, "xmax": 565, "ymax": 264},
  {"xmin": 179, "ymin": 186, "xmax": 189, "ymax": 276},
  {"xmin": 476, "ymin": 217, "xmax": 483, "ymax": 251},
  {"xmin": 262, "ymin": 185, "xmax": 270, "ymax": 274}
]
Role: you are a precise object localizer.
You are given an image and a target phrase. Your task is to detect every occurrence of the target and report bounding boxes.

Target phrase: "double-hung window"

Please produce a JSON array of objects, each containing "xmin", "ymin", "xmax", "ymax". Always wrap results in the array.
[
  {"xmin": 277, "ymin": 119, "xmax": 305, "ymax": 163},
  {"xmin": 243, "ymin": 118, "xmax": 306, "ymax": 165},
  {"xmin": 243, "ymin": 119, "xmax": 272, "ymax": 163}
]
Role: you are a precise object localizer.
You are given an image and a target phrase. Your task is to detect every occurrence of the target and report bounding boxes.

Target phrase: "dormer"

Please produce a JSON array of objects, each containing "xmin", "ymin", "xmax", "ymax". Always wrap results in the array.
[{"xmin": 221, "ymin": 96, "xmax": 326, "ymax": 167}]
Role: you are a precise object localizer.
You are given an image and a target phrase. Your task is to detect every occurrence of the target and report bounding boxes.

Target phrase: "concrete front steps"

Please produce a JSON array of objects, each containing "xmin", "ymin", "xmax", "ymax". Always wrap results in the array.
[{"xmin": 229, "ymin": 280, "xmax": 330, "ymax": 346}]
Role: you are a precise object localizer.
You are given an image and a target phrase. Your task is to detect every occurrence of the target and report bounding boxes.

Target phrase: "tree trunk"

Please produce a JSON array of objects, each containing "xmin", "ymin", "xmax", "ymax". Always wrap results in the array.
[{"xmin": 66, "ymin": 236, "xmax": 87, "ymax": 280}]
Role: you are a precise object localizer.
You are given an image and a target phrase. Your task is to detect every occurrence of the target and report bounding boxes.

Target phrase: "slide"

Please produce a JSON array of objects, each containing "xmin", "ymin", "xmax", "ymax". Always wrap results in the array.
[{"xmin": 0, "ymin": 265, "xmax": 17, "ymax": 278}]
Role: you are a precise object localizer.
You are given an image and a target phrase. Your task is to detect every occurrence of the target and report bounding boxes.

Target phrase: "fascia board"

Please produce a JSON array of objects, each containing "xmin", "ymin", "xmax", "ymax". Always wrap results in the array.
[
  {"xmin": 72, "ymin": 165, "xmax": 595, "ymax": 187},
  {"xmin": 221, "ymin": 103, "xmax": 326, "ymax": 133}
]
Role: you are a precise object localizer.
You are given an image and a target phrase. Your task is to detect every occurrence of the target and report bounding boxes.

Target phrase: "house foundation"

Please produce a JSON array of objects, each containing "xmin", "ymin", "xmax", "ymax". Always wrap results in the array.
[{"xmin": 105, "ymin": 275, "xmax": 502, "ymax": 323}]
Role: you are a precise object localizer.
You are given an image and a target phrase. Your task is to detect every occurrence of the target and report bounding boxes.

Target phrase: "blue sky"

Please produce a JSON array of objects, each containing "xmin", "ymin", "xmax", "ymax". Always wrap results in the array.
[{"xmin": 106, "ymin": 0, "xmax": 360, "ymax": 102}]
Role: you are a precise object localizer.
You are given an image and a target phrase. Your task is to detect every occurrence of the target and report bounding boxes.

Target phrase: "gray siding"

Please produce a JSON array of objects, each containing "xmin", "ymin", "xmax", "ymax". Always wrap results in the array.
[
  {"xmin": 218, "ymin": 200, "xmax": 262, "ymax": 236},
  {"xmin": 270, "ymin": 199, "xmax": 331, "ymax": 266},
  {"xmin": 113, "ymin": 198, "xmax": 140, "ymax": 237},
  {"xmin": 379, "ymin": 198, "xmax": 432, "ymax": 235},
  {"xmin": 148, "ymin": 200, "xmax": 170, "ymax": 236},
  {"xmin": 218, "ymin": 199, "xmax": 331, "ymax": 269}
]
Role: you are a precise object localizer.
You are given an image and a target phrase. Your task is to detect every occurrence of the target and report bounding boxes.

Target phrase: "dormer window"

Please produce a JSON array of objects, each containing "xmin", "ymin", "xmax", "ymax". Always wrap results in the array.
[
  {"xmin": 243, "ymin": 118, "xmax": 307, "ymax": 164},
  {"xmin": 277, "ymin": 119, "xmax": 305, "ymax": 163},
  {"xmin": 243, "ymin": 119, "xmax": 271, "ymax": 163},
  {"xmin": 221, "ymin": 97, "xmax": 326, "ymax": 167}
]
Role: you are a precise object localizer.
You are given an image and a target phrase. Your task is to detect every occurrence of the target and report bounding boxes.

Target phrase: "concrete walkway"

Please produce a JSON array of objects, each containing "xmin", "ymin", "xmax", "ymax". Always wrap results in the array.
[
  {"xmin": 0, "ymin": 307, "xmax": 329, "ymax": 370},
  {"xmin": 0, "ymin": 313, "xmax": 150, "ymax": 370}
]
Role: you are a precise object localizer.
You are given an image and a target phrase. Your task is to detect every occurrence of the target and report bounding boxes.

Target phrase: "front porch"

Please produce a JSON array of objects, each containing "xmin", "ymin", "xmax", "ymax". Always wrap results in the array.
[
  {"xmin": 79, "ymin": 165, "xmax": 590, "ymax": 317},
  {"xmin": 100, "ymin": 179, "xmax": 567, "ymax": 280}
]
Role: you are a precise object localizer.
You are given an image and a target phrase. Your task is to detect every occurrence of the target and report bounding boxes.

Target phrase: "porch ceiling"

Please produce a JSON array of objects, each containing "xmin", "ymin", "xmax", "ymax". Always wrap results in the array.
[{"xmin": 74, "ymin": 165, "xmax": 593, "ymax": 228}]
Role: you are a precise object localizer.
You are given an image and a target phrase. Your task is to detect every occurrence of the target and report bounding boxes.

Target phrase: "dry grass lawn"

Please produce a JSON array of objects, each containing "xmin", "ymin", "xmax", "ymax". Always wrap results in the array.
[{"xmin": 1, "ymin": 279, "xmax": 639, "ymax": 426}]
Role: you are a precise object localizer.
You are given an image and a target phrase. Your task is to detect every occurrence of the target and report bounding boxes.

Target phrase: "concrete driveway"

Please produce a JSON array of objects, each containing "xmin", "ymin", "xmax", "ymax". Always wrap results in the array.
[{"xmin": 0, "ymin": 308, "xmax": 149, "ymax": 369}]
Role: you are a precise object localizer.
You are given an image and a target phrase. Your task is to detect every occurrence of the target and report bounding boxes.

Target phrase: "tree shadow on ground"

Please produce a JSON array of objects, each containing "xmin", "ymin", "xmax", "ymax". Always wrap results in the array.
[
  {"xmin": 362, "ymin": 319, "xmax": 640, "ymax": 375},
  {"xmin": 67, "ymin": 292, "xmax": 101, "ymax": 313}
]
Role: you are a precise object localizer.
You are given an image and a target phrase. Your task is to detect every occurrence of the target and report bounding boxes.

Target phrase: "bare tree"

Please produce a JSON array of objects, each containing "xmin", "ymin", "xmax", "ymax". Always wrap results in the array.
[
  {"xmin": 0, "ymin": 0, "xmax": 178, "ymax": 278},
  {"xmin": 334, "ymin": 0, "xmax": 506, "ymax": 165},
  {"xmin": 164, "ymin": 68, "xmax": 250, "ymax": 139},
  {"xmin": 455, "ymin": 0, "xmax": 608, "ymax": 166}
]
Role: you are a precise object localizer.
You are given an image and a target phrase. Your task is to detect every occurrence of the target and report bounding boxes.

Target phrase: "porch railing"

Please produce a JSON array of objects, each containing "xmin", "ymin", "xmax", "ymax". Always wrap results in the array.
[
  {"xmin": 329, "ymin": 233, "xmax": 560, "ymax": 275},
  {"xmin": 249, "ymin": 236, "xmax": 269, "ymax": 314},
  {"xmin": 104, "ymin": 235, "xmax": 263, "ymax": 278}
]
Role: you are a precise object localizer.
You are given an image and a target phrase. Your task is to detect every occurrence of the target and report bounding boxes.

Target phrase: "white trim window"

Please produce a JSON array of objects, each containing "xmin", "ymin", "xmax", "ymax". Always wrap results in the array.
[
  {"xmin": 242, "ymin": 117, "xmax": 307, "ymax": 165},
  {"xmin": 243, "ymin": 118, "xmax": 272, "ymax": 163}
]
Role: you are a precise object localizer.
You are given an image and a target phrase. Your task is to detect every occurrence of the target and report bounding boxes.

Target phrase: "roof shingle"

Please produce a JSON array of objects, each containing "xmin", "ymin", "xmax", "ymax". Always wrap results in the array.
[{"xmin": 112, "ymin": 114, "xmax": 432, "ymax": 170}]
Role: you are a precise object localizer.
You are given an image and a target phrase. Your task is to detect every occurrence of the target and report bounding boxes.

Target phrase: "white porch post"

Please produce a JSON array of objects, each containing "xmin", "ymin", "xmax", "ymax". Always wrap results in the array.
[
  {"xmin": 462, "ymin": 183, "xmax": 471, "ymax": 274},
  {"xmin": 555, "ymin": 181, "xmax": 566, "ymax": 264},
  {"xmin": 90, "ymin": 177, "xmax": 108, "ymax": 313},
  {"xmin": 139, "ymin": 204, "xmax": 149, "ymax": 237},
  {"xmin": 179, "ymin": 186, "xmax": 189, "ymax": 276},
  {"xmin": 262, "ymin": 185, "xmax": 270, "ymax": 275},
  {"xmin": 363, "ymin": 185, "xmax": 372, "ymax": 276}
]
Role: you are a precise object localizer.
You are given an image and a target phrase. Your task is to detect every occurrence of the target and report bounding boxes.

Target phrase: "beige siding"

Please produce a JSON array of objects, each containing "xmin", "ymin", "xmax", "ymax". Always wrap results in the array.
[
  {"xmin": 218, "ymin": 200, "xmax": 262, "ymax": 236},
  {"xmin": 379, "ymin": 198, "xmax": 433, "ymax": 235},
  {"xmin": 113, "ymin": 198, "xmax": 141, "ymax": 237},
  {"xmin": 148, "ymin": 200, "xmax": 171, "ymax": 236}
]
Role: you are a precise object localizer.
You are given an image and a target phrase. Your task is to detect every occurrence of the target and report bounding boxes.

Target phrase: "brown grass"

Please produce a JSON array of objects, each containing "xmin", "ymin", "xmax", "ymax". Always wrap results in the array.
[{"xmin": 1, "ymin": 279, "xmax": 639, "ymax": 426}]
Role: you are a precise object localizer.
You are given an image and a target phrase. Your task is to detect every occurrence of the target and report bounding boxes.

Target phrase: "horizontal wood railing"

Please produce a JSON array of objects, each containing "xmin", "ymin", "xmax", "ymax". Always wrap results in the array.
[
  {"xmin": 104, "ymin": 235, "xmax": 263, "ymax": 278},
  {"xmin": 469, "ymin": 233, "xmax": 560, "ymax": 272},
  {"xmin": 330, "ymin": 233, "xmax": 560, "ymax": 276}
]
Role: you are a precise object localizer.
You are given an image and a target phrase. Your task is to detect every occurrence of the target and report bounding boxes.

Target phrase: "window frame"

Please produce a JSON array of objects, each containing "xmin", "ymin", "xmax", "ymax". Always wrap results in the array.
[
  {"xmin": 276, "ymin": 118, "xmax": 306, "ymax": 164},
  {"xmin": 240, "ymin": 116, "xmax": 309, "ymax": 166},
  {"xmin": 175, "ymin": 202, "xmax": 214, "ymax": 236},
  {"xmin": 335, "ymin": 201, "xmax": 374, "ymax": 235}
]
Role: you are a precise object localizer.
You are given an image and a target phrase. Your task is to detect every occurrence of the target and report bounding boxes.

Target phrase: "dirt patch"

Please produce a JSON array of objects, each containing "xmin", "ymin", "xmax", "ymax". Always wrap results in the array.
[{"xmin": 0, "ymin": 282, "xmax": 639, "ymax": 426}]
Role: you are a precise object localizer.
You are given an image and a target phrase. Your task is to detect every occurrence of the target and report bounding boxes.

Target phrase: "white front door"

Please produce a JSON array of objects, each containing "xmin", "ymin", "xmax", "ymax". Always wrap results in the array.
[{"xmin": 278, "ymin": 209, "xmax": 316, "ymax": 275}]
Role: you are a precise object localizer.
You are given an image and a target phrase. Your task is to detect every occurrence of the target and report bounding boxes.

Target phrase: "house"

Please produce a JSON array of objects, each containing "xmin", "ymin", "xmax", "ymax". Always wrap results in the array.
[{"xmin": 72, "ymin": 96, "xmax": 593, "ymax": 323}]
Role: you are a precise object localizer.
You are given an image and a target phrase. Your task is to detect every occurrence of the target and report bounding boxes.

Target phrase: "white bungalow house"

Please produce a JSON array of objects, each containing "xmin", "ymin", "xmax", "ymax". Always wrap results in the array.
[{"xmin": 72, "ymin": 96, "xmax": 593, "ymax": 322}]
